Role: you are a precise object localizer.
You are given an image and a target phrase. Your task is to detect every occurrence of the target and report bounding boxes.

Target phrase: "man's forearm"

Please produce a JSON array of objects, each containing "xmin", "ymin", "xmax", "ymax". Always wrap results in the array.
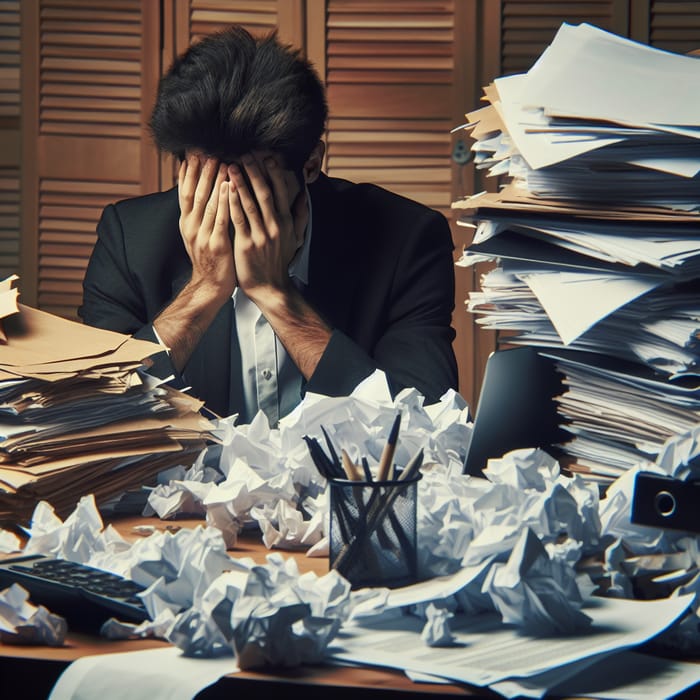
[
  {"xmin": 153, "ymin": 281, "xmax": 229, "ymax": 372},
  {"xmin": 253, "ymin": 286, "xmax": 332, "ymax": 380}
]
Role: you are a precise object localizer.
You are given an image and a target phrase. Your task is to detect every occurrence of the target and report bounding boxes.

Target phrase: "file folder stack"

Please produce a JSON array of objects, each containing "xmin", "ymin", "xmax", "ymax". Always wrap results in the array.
[
  {"xmin": 0, "ymin": 298, "xmax": 216, "ymax": 526},
  {"xmin": 454, "ymin": 23, "xmax": 700, "ymax": 485}
]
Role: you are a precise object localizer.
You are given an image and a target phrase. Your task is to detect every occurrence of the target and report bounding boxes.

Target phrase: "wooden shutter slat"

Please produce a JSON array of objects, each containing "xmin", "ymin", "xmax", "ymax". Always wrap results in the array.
[
  {"xmin": 42, "ymin": 71, "xmax": 140, "ymax": 86},
  {"xmin": 327, "ymin": 84, "xmax": 451, "ymax": 118},
  {"xmin": 41, "ymin": 32, "xmax": 140, "ymax": 47},
  {"xmin": 327, "ymin": 28, "xmax": 452, "ymax": 41},
  {"xmin": 327, "ymin": 69, "xmax": 453, "ymax": 84},
  {"xmin": 43, "ymin": 83, "xmax": 140, "ymax": 98},
  {"xmin": 328, "ymin": 42, "xmax": 453, "ymax": 56},
  {"xmin": 328, "ymin": 56, "xmax": 453, "ymax": 70},
  {"xmin": 41, "ymin": 57, "xmax": 140, "ymax": 72}
]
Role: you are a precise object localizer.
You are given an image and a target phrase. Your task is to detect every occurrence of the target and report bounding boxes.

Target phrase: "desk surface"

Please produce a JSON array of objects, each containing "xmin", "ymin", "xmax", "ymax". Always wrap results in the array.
[
  {"xmin": 0, "ymin": 515, "xmax": 484, "ymax": 699},
  {"xmin": 3, "ymin": 515, "xmax": 699, "ymax": 700}
]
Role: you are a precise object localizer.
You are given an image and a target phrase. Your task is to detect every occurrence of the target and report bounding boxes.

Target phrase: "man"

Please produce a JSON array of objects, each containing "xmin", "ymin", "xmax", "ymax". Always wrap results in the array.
[{"xmin": 79, "ymin": 26, "xmax": 458, "ymax": 426}]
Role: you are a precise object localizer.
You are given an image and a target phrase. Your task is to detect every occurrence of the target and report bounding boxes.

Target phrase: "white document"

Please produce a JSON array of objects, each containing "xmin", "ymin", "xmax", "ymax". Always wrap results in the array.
[
  {"xmin": 384, "ymin": 558, "xmax": 495, "ymax": 609},
  {"xmin": 493, "ymin": 73, "xmax": 621, "ymax": 170},
  {"xmin": 523, "ymin": 23, "xmax": 700, "ymax": 129},
  {"xmin": 48, "ymin": 646, "xmax": 239, "ymax": 700},
  {"xmin": 515, "ymin": 269, "xmax": 661, "ymax": 345},
  {"xmin": 330, "ymin": 594, "xmax": 693, "ymax": 689}
]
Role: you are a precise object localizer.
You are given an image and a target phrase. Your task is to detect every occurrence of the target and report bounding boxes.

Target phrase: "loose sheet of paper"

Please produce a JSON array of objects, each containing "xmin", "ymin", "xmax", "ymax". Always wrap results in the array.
[
  {"xmin": 330, "ymin": 594, "xmax": 693, "ymax": 690},
  {"xmin": 515, "ymin": 268, "xmax": 661, "ymax": 344},
  {"xmin": 48, "ymin": 646, "xmax": 239, "ymax": 700}
]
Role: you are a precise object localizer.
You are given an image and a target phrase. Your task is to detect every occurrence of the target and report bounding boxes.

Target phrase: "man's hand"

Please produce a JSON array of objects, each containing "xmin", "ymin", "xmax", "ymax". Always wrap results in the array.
[
  {"xmin": 152, "ymin": 154, "xmax": 236, "ymax": 372},
  {"xmin": 227, "ymin": 154, "xmax": 331, "ymax": 380},
  {"xmin": 179, "ymin": 154, "xmax": 236, "ymax": 304},
  {"xmin": 227, "ymin": 154, "xmax": 308, "ymax": 300}
]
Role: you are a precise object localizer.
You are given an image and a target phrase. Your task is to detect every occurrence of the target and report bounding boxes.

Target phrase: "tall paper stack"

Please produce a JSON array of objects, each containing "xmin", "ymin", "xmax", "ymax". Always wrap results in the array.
[
  {"xmin": 0, "ymin": 282, "xmax": 216, "ymax": 526},
  {"xmin": 454, "ymin": 23, "xmax": 700, "ymax": 486}
]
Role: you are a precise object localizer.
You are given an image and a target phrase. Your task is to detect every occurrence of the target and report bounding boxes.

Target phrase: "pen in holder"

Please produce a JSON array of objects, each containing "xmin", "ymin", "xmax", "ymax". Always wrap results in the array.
[{"xmin": 329, "ymin": 462, "xmax": 422, "ymax": 589}]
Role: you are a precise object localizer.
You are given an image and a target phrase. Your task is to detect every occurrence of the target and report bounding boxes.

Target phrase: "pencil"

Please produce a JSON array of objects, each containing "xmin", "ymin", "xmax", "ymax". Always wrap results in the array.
[
  {"xmin": 341, "ymin": 449, "xmax": 362, "ymax": 481},
  {"xmin": 376, "ymin": 412, "xmax": 401, "ymax": 482}
]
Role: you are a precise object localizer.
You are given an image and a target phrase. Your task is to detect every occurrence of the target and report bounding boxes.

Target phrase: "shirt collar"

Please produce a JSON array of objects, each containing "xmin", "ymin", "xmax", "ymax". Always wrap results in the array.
[{"xmin": 287, "ymin": 185, "xmax": 312, "ymax": 286}]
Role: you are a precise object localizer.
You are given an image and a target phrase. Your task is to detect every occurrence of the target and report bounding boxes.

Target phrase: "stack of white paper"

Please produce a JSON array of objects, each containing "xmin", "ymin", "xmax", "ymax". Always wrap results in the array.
[
  {"xmin": 467, "ymin": 264, "xmax": 700, "ymax": 375},
  {"xmin": 453, "ymin": 22, "xmax": 700, "ymax": 484}
]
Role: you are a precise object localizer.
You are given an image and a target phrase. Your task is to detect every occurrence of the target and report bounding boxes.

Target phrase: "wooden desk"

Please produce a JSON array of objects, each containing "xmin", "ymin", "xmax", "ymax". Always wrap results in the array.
[{"xmin": 0, "ymin": 515, "xmax": 486, "ymax": 699}]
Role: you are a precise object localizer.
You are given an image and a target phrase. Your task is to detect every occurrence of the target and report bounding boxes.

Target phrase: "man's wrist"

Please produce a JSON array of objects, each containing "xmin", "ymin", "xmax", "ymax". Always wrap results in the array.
[
  {"xmin": 250, "ymin": 285, "xmax": 332, "ymax": 380},
  {"xmin": 152, "ymin": 279, "xmax": 232, "ymax": 372},
  {"xmin": 183, "ymin": 276, "xmax": 234, "ymax": 309}
]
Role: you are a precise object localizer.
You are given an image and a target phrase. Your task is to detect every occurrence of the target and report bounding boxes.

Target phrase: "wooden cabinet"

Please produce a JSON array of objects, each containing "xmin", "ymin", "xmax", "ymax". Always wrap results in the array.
[{"xmin": 13, "ymin": 0, "xmax": 700, "ymax": 408}]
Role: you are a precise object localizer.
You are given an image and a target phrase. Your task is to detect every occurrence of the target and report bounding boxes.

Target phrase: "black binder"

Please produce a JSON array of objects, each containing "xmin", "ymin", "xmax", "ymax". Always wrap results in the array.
[{"xmin": 631, "ymin": 472, "xmax": 700, "ymax": 534}]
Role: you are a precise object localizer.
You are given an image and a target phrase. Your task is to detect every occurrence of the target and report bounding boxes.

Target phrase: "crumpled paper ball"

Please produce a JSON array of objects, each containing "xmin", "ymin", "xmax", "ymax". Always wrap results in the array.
[{"xmin": 0, "ymin": 583, "xmax": 67, "ymax": 646}]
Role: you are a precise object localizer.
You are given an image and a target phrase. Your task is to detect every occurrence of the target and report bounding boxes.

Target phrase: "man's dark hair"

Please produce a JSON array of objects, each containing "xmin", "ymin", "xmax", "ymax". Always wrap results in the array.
[{"xmin": 149, "ymin": 26, "xmax": 328, "ymax": 172}]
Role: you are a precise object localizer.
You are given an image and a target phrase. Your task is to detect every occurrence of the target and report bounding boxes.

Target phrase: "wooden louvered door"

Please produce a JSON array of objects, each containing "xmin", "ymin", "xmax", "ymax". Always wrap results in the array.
[
  {"xmin": 0, "ymin": 1, "xmax": 20, "ymax": 283},
  {"xmin": 20, "ymin": 0, "xmax": 161, "ymax": 317}
]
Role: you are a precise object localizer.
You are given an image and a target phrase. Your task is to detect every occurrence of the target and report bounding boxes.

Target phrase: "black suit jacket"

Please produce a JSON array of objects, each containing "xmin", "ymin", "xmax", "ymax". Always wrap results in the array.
[{"xmin": 79, "ymin": 173, "xmax": 459, "ymax": 418}]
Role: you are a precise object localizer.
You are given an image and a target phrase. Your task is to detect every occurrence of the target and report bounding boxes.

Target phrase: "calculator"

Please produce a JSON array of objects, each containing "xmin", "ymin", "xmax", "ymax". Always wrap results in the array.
[{"xmin": 0, "ymin": 554, "xmax": 150, "ymax": 632}]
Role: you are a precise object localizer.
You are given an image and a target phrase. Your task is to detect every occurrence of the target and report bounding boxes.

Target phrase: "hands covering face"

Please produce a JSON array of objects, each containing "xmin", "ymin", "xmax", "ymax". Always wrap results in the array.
[{"xmin": 177, "ymin": 152, "xmax": 309, "ymax": 304}]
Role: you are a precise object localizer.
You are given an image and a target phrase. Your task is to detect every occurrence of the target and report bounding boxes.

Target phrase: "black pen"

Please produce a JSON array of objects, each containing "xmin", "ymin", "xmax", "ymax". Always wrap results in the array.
[
  {"xmin": 320, "ymin": 425, "xmax": 343, "ymax": 476},
  {"xmin": 303, "ymin": 435, "xmax": 330, "ymax": 479},
  {"xmin": 361, "ymin": 456, "xmax": 373, "ymax": 482},
  {"xmin": 377, "ymin": 412, "xmax": 401, "ymax": 482}
]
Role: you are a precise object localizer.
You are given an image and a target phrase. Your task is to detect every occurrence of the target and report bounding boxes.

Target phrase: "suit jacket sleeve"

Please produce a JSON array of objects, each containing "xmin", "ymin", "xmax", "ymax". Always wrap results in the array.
[
  {"xmin": 79, "ymin": 202, "xmax": 183, "ymax": 383},
  {"xmin": 304, "ymin": 200, "xmax": 458, "ymax": 405}
]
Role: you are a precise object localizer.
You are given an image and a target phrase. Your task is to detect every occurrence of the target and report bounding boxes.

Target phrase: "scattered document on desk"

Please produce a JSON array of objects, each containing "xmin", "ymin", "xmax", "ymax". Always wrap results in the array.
[
  {"xmin": 48, "ymin": 646, "xmax": 239, "ymax": 700},
  {"xmin": 330, "ymin": 594, "xmax": 693, "ymax": 695}
]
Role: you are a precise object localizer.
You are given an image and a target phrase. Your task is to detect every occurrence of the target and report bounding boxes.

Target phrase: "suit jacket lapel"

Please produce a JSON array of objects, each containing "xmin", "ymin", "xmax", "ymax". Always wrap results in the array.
[{"xmin": 305, "ymin": 173, "xmax": 358, "ymax": 332}]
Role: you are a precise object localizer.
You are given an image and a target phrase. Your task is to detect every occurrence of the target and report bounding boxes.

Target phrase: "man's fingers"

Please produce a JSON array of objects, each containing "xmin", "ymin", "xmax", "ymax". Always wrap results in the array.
[
  {"xmin": 263, "ymin": 156, "xmax": 288, "ymax": 210},
  {"xmin": 177, "ymin": 159, "xmax": 186, "ymax": 192},
  {"xmin": 229, "ymin": 160, "xmax": 268, "ymax": 238},
  {"xmin": 228, "ymin": 163, "xmax": 265, "ymax": 240},
  {"xmin": 178, "ymin": 154, "xmax": 201, "ymax": 213},
  {"xmin": 211, "ymin": 181, "xmax": 232, "ymax": 251},
  {"xmin": 201, "ymin": 163, "xmax": 228, "ymax": 231},
  {"xmin": 228, "ymin": 180, "xmax": 248, "ymax": 235},
  {"xmin": 192, "ymin": 157, "xmax": 221, "ymax": 217},
  {"xmin": 262, "ymin": 156, "xmax": 294, "ymax": 234}
]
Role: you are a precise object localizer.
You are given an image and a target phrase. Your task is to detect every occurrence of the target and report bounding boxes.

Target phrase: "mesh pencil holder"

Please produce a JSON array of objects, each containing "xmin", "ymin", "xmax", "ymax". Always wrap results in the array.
[{"xmin": 329, "ymin": 470, "xmax": 421, "ymax": 589}]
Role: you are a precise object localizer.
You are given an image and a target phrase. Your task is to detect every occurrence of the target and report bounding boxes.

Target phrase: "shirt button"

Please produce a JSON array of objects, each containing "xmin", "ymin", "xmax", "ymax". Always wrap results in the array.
[{"xmin": 261, "ymin": 368, "xmax": 272, "ymax": 380}]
